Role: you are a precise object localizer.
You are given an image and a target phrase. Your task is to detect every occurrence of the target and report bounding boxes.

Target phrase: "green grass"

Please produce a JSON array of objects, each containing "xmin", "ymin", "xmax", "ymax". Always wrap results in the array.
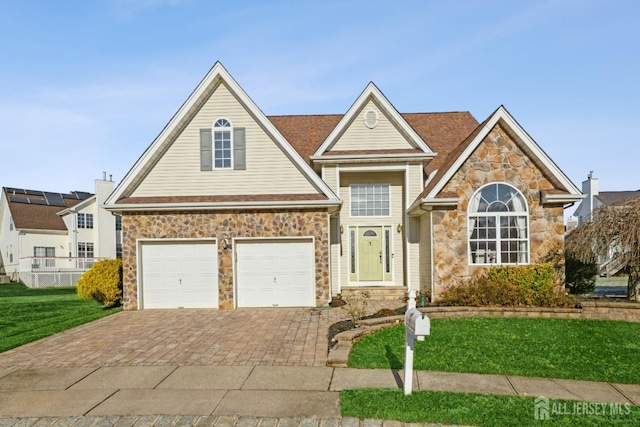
[
  {"xmin": 0, "ymin": 283, "xmax": 120, "ymax": 353},
  {"xmin": 349, "ymin": 317, "xmax": 640, "ymax": 384},
  {"xmin": 341, "ymin": 389, "xmax": 640, "ymax": 427}
]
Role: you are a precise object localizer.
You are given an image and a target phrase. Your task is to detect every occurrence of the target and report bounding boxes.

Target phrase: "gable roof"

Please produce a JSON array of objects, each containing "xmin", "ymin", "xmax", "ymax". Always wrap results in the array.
[
  {"xmin": 105, "ymin": 62, "xmax": 340, "ymax": 209},
  {"xmin": 311, "ymin": 82, "xmax": 435, "ymax": 158},
  {"xmin": 268, "ymin": 111, "xmax": 478, "ymax": 166},
  {"xmin": 3, "ymin": 187, "xmax": 91, "ymax": 231},
  {"xmin": 413, "ymin": 106, "xmax": 583, "ymax": 208}
]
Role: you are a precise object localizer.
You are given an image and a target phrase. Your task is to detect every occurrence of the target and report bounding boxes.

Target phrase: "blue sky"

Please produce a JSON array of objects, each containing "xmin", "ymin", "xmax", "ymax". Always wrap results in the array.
[{"xmin": 1, "ymin": 0, "xmax": 638, "ymax": 218}]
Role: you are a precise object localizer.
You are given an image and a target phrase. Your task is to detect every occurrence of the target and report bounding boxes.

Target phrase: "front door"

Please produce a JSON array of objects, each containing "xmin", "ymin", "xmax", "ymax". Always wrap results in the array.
[{"xmin": 358, "ymin": 227, "xmax": 383, "ymax": 281}]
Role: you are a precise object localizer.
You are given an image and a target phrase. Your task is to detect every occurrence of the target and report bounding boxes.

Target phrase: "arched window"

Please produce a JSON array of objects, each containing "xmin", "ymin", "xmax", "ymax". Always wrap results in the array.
[
  {"xmin": 213, "ymin": 118, "xmax": 232, "ymax": 168},
  {"xmin": 468, "ymin": 183, "xmax": 529, "ymax": 265}
]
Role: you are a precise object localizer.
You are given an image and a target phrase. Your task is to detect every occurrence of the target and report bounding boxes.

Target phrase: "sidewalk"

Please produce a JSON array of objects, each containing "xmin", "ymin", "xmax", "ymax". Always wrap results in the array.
[{"xmin": 0, "ymin": 366, "xmax": 638, "ymax": 425}]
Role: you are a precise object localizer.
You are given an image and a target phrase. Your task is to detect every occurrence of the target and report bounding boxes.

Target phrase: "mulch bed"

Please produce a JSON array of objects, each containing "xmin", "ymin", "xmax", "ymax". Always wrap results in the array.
[{"xmin": 327, "ymin": 306, "xmax": 405, "ymax": 350}]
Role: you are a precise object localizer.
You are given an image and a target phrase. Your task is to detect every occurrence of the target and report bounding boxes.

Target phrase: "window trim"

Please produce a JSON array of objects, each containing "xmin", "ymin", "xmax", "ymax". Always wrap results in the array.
[
  {"xmin": 349, "ymin": 183, "xmax": 391, "ymax": 217},
  {"xmin": 213, "ymin": 117, "xmax": 233, "ymax": 169},
  {"xmin": 467, "ymin": 183, "xmax": 530, "ymax": 266}
]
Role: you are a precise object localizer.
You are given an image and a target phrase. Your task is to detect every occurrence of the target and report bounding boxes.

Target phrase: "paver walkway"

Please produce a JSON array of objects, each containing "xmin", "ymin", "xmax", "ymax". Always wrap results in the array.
[{"xmin": 0, "ymin": 302, "xmax": 400, "ymax": 369}]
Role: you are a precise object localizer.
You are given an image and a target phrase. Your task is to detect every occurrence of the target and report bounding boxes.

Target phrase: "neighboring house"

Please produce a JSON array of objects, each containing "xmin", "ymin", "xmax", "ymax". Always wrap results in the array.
[
  {"xmin": 573, "ymin": 172, "xmax": 640, "ymax": 276},
  {"xmin": 105, "ymin": 62, "xmax": 583, "ymax": 310},
  {"xmin": 0, "ymin": 174, "xmax": 121, "ymax": 287}
]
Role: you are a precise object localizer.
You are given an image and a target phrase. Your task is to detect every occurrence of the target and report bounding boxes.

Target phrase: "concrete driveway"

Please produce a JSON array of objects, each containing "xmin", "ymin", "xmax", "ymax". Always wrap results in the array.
[{"xmin": 0, "ymin": 302, "xmax": 397, "ymax": 369}]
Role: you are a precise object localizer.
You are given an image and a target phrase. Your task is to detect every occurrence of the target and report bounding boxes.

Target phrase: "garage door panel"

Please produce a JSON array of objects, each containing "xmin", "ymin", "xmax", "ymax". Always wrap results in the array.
[
  {"xmin": 141, "ymin": 241, "xmax": 218, "ymax": 309},
  {"xmin": 236, "ymin": 239, "xmax": 314, "ymax": 308}
]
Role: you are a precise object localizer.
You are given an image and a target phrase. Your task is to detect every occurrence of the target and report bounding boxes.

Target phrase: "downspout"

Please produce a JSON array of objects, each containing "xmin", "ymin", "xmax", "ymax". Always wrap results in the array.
[{"xmin": 429, "ymin": 209, "xmax": 435, "ymax": 303}]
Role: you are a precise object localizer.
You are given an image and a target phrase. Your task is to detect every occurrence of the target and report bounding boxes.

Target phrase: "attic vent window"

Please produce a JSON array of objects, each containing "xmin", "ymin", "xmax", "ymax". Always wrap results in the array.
[{"xmin": 364, "ymin": 109, "xmax": 378, "ymax": 129}]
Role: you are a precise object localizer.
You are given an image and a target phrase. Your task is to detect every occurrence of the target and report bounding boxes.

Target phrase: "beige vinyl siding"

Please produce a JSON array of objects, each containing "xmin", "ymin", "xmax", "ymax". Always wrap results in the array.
[
  {"xmin": 419, "ymin": 211, "xmax": 432, "ymax": 294},
  {"xmin": 132, "ymin": 83, "xmax": 318, "ymax": 197},
  {"xmin": 339, "ymin": 171, "xmax": 404, "ymax": 285},
  {"xmin": 328, "ymin": 100, "xmax": 416, "ymax": 152},
  {"xmin": 324, "ymin": 165, "xmax": 341, "ymax": 294},
  {"xmin": 407, "ymin": 163, "xmax": 424, "ymax": 289}
]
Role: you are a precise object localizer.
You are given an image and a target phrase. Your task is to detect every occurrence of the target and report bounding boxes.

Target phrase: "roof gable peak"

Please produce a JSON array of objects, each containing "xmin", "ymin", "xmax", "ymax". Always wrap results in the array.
[
  {"xmin": 105, "ymin": 62, "xmax": 339, "ymax": 206},
  {"xmin": 312, "ymin": 82, "xmax": 434, "ymax": 157},
  {"xmin": 419, "ymin": 105, "xmax": 582, "ymax": 203}
]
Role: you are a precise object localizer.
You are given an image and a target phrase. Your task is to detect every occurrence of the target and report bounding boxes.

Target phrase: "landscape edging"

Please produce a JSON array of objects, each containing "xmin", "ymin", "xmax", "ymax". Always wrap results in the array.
[{"xmin": 326, "ymin": 302, "xmax": 640, "ymax": 367}]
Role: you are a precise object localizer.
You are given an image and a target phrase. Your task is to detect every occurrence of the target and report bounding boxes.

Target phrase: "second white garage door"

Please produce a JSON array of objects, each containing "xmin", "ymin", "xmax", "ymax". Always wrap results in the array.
[
  {"xmin": 235, "ymin": 239, "xmax": 315, "ymax": 307},
  {"xmin": 141, "ymin": 241, "xmax": 218, "ymax": 309}
]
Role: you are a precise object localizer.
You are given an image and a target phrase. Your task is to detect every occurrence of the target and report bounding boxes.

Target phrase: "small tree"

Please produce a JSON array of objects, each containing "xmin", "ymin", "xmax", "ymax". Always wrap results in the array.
[
  {"xmin": 565, "ymin": 251, "xmax": 597, "ymax": 295},
  {"xmin": 566, "ymin": 198, "xmax": 640, "ymax": 301},
  {"xmin": 77, "ymin": 258, "xmax": 123, "ymax": 308}
]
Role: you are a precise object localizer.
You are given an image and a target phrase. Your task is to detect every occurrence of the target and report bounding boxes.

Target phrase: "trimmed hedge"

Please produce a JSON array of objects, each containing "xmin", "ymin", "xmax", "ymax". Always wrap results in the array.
[
  {"xmin": 441, "ymin": 264, "xmax": 571, "ymax": 307},
  {"xmin": 77, "ymin": 258, "xmax": 123, "ymax": 308}
]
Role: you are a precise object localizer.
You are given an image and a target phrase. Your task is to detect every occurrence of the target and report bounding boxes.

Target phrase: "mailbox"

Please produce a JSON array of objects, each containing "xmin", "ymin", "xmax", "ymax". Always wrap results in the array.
[
  {"xmin": 405, "ymin": 308, "xmax": 431, "ymax": 341},
  {"xmin": 404, "ymin": 290, "xmax": 431, "ymax": 395}
]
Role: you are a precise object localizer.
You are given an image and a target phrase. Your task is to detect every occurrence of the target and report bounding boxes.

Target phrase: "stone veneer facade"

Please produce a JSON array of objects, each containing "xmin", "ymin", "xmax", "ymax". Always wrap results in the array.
[
  {"xmin": 121, "ymin": 209, "xmax": 329, "ymax": 310},
  {"xmin": 431, "ymin": 123, "xmax": 565, "ymax": 298}
]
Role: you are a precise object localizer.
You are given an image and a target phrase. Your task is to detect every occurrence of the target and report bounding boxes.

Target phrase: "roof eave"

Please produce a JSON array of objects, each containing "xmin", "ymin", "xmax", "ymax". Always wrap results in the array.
[
  {"xmin": 310, "ymin": 153, "xmax": 436, "ymax": 163},
  {"xmin": 105, "ymin": 199, "xmax": 343, "ymax": 212},
  {"xmin": 408, "ymin": 197, "xmax": 460, "ymax": 214},
  {"xmin": 541, "ymin": 193, "xmax": 585, "ymax": 204}
]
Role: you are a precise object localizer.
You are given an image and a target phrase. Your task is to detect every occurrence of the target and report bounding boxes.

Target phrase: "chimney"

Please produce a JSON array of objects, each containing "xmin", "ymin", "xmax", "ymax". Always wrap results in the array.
[{"xmin": 102, "ymin": 171, "xmax": 107, "ymax": 181}]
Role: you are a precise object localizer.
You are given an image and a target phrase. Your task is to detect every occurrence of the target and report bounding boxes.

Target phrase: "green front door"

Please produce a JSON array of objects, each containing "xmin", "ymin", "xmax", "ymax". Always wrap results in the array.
[{"xmin": 358, "ymin": 227, "xmax": 383, "ymax": 281}]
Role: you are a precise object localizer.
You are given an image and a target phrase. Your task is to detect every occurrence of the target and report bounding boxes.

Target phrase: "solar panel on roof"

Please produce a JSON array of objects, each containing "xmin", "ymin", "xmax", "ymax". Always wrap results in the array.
[
  {"xmin": 44, "ymin": 192, "xmax": 66, "ymax": 207},
  {"xmin": 8, "ymin": 196, "xmax": 30, "ymax": 204},
  {"xmin": 6, "ymin": 188, "xmax": 26, "ymax": 195},
  {"xmin": 25, "ymin": 189, "xmax": 44, "ymax": 196},
  {"xmin": 29, "ymin": 199, "xmax": 48, "ymax": 206},
  {"xmin": 61, "ymin": 193, "xmax": 77, "ymax": 199},
  {"xmin": 75, "ymin": 192, "xmax": 93, "ymax": 200}
]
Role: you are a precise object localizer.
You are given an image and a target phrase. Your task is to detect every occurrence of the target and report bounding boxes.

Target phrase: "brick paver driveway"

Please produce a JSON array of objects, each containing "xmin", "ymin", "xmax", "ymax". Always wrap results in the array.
[{"xmin": 0, "ymin": 302, "xmax": 399, "ymax": 369}]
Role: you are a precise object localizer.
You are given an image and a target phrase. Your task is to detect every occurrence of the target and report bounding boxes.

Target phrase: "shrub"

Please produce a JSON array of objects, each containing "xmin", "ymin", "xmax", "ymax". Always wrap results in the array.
[
  {"xmin": 344, "ymin": 291, "xmax": 370, "ymax": 325},
  {"xmin": 441, "ymin": 264, "xmax": 571, "ymax": 307},
  {"xmin": 565, "ymin": 251, "xmax": 598, "ymax": 295},
  {"xmin": 77, "ymin": 258, "xmax": 123, "ymax": 308}
]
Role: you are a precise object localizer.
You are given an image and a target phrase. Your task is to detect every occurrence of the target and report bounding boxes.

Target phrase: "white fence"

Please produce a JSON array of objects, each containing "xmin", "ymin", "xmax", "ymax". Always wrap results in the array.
[{"xmin": 18, "ymin": 257, "xmax": 107, "ymax": 288}]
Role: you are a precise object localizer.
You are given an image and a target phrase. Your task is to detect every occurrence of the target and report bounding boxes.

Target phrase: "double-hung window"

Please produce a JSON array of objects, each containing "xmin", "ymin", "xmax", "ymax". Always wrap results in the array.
[
  {"xmin": 468, "ymin": 183, "xmax": 529, "ymax": 265},
  {"xmin": 350, "ymin": 184, "xmax": 390, "ymax": 216},
  {"xmin": 77, "ymin": 213, "xmax": 94, "ymax": 229}
]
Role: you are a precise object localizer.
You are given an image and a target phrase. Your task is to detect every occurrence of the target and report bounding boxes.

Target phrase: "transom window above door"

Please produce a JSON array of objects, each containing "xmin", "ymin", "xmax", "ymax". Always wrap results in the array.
[{"xmin": 351, "ymin": 184, "xmax": 390, "ymax": 216}]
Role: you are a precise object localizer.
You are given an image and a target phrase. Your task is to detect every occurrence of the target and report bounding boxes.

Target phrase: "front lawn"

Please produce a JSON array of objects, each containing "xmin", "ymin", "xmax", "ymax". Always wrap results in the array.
[
  {"xmin": 349, "ymin": 317, "xmax": 640, "ymax": 384},
  {"xmin": 0, "ymin": 283, "xmax": 120, "ymax": 353},
  {"xmin": 341, "ymin": 389, "xmax": 640, "ymax": 427}
]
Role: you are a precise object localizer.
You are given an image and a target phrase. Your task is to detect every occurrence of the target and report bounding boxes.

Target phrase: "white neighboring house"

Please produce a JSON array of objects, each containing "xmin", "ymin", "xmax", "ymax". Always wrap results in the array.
[
  {"xmin": 573, "ymin": 171, "xmax": 640, "ymax": 276},
  {"xmin": 0, "ymin": 174, "xmax": 122, "ymax": 287}
]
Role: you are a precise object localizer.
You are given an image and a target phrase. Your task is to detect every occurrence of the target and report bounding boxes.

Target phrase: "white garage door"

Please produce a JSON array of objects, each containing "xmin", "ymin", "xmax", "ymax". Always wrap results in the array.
[
  {"xmin": 236, "ymin": 239, "xmax": 315, "ymax": 307},
  {"xmin": 141, "ymin": 241, "xmax": 218, "ymax": 309}
]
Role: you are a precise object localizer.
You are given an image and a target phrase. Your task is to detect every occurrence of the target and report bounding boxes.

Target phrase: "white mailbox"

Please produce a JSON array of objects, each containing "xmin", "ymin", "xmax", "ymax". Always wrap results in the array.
[
  {"xmin": 405, "ymin": 308, "xmax": 431, "ymax": 341},
  {"xmin": 404, "ymin": 290, "xmax": 431, "ymax": 395}
]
